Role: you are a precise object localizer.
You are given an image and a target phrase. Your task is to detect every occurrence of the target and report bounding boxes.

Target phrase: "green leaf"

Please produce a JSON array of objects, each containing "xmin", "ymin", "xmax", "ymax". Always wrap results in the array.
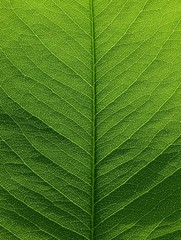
[{"xmin": 0, "ymin": 0, "xmax": 181, "ymax": 239}]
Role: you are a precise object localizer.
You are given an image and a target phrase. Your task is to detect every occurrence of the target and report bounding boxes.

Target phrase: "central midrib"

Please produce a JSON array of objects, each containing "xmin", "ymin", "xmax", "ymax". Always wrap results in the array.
[{"xmin": 90, "ymin": 0, "xmax": 96, "ymax": 239}]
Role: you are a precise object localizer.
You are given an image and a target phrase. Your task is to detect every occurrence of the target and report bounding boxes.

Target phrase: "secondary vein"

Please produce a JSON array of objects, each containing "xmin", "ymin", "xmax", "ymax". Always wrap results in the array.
[{"xmin": 90, "ymin": 0, "xmax": 96, "ymax": 239}]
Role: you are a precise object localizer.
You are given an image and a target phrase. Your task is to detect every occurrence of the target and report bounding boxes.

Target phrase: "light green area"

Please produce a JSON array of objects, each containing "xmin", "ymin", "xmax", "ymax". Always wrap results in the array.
[{"xmin": 0, "ymin": 0, "xmax": 181, "ymax": 239}]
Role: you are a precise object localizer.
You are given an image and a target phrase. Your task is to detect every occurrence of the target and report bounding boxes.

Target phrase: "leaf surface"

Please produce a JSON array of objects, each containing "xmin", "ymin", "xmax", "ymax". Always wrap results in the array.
[{"xmin": 0, "ymin": 0, "xmax": 181, "ymax": 239}]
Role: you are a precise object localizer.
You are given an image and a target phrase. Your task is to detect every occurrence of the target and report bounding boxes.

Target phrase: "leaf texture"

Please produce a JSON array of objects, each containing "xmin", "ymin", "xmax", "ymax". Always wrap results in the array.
[{"xmin": 0, "ymin": 0, "xmax": 181, "ymax": 240}]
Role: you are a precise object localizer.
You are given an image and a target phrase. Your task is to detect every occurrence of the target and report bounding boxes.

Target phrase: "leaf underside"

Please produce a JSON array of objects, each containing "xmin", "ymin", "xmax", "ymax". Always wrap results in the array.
[{"xmin": 0, "ymin": 0, "xmax": 181, "ymax": 240}]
